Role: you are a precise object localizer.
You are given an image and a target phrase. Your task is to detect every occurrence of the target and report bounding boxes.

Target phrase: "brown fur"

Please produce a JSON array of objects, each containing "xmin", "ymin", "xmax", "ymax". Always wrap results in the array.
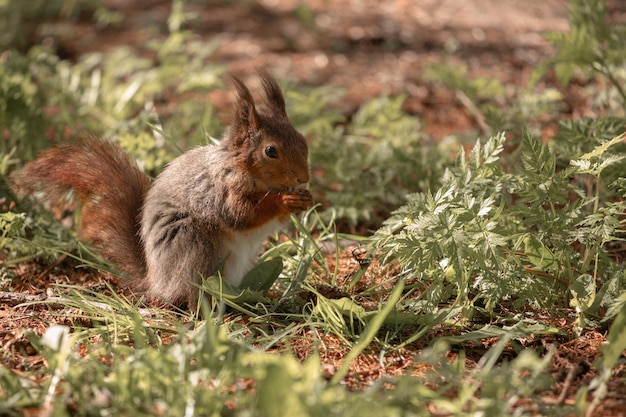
[
  {"xmin": 12, "ymin": 71, "xmax": 313, "ymax": 310},
  {"xmin": 11, "ymin": 138, "xmax": 150, "ymax": 280}
]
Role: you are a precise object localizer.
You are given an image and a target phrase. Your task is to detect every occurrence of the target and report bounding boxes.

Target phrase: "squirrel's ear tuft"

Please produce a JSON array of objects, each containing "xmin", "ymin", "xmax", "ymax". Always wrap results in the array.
[
  {"xmin": 257, "ymin": 69, "xmax": 287, "ymax": 118},
  {"xmin": 231, "ymin": 75, "xmax": 260, "ymax": 130}
]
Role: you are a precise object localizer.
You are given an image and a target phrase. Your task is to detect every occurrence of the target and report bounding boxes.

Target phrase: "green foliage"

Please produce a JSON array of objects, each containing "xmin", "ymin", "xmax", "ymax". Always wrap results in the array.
[
  {"xmin": 425, "ymin": 61, "xmax": 563, "ymax": 137},
  {"xmin": 0, "ymin": 51, "xmax": 50, "ymax": 161},
  {"xmin": 534, "ymin": 0, "xmax": 626, "ymax": 109},
  {"xmin": 117, "ymin": 132, "xmax": 176, "ymax": 175},
  {"xmin": 578, "ymin": 293, "xmax": 626, "ymax": 415},
  {"xmin": 532, "ymin": 0, "xmax": 626, "ymax": 225},
  {"xmin": 0, "ymin": 0, "xmax": 223, "ymax": 180},
  {"xmin": 485, "ymin": 87, "xmax": 563, "ymax": 137},
  {"xmin": 552, "ymin": 117, "xmax": 626, "ymax": 190},
  {"xmin": 425, "ymin": 63, "xmax": 506, "ymax": 104},
  {"xmin": 286, "ymin": 84, "xmax": 345, "ymax": 139},
  {"xmin": 0, "ymin": 0, "xmax": 119, "ymax": 51},
  {"xmin": 371, "ymin": 131, "xmax": 626, "ymax": 324},
  {"xmin": 26, "ymin": 33, "xmax": 222, "ymax": 150},
  {"xmin": 305, "ymin": 93, "xmax": 446, "ymax": 225},
  {"xmin": 0, "ymin": 291, "xmax": 560, "ymax": 417},
  {"xmin": 330, "ymin": 280, "xmax": 405, "ymax": 384},
  {"xmin": 0, "ymin": 212, "xmax": 26, "ymax": 250},
  {"xmin": 392, "ymin": 339, "xmax": 559, "ymax": 416},
  {"xmin": 0, "ymin": 208, "xmax": 78, "ymax": 266}
]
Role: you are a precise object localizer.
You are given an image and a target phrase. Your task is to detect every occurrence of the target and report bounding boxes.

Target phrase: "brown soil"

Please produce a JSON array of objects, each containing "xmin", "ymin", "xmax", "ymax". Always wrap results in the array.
[{"xmin": 3, "ymin": 0, "xmax": 626, "ymax": 415}]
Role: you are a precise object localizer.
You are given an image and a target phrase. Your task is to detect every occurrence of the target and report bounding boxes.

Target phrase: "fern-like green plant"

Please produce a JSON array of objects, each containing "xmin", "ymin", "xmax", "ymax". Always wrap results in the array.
[
  {"xmin": 372, "ymin": 133, "xmax": 511, "ymax": 317},
  {"xmin": 371, "ymin": 131, "xmax": 626, "ymax": 325}
]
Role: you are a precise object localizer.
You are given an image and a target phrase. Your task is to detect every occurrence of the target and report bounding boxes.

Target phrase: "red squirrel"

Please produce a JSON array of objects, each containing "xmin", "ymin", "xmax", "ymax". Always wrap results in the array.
[{"xmin": 12, "ymin": 71, "xmax": 313, "ymax": 310}]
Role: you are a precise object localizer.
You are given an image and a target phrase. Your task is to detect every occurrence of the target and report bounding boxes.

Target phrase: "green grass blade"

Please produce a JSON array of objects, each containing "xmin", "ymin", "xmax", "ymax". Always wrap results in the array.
[{"xmin": 330, "ymin": 280, "xmax": 404, "ymax": 384}]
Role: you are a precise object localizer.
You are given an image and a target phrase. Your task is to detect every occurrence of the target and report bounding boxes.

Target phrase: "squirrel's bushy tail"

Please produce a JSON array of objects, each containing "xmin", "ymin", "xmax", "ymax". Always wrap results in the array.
[{"xmin": 12, "ymin": 138, "xmax": 150, "ymax": 279}]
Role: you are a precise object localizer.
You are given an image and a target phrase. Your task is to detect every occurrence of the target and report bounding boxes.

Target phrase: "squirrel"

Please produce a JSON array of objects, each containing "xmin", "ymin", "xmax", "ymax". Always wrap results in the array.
[{"xmin": 11, "ymin": 71, "xmax": 313, "ymax": 310}]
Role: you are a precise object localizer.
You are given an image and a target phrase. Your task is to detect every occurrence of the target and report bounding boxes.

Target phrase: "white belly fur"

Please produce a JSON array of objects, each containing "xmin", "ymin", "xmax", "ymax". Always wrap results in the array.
[{"xmin": 222, "ymin": 218, "xmax": 284, "ymax": 287}]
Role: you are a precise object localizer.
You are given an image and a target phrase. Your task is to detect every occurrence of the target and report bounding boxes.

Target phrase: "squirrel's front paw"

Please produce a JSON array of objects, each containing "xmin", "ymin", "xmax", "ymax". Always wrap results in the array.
[{"xmin": 281, "ymin": 188, "xmax": 313, "ymax": 213}]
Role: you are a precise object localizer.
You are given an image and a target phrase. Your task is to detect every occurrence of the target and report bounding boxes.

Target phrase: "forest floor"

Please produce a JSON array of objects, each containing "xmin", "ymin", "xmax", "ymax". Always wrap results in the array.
[{"xmin": 3, "ymin": 1, "xmax": 626, "ymax": 415}]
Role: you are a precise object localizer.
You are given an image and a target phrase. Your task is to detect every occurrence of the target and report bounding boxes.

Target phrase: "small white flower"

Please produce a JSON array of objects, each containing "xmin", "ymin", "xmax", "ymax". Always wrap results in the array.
[{"xmin": 41, "ymin": 325, "xmax": 71, "ymax": 351}]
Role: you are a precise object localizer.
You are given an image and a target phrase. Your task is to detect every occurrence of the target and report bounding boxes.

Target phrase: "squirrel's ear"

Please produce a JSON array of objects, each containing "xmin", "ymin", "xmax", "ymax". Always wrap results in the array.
[
  {"xmin": 257, "ymin": 69, "xmax": 288, "ymax": 118},
  {"xmin": 231, "ymin": 75, "xmax": 260, "ymax": 130}
]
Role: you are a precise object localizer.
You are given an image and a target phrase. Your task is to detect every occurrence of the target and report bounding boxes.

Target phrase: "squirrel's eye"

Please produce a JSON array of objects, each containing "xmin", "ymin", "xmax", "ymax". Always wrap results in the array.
[{"xmin": 265, "ymin": 146, "xmax": 279, "ymax": 159}]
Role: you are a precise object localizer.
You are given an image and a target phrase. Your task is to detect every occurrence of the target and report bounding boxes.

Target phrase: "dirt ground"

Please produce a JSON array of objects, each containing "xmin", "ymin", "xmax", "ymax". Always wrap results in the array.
[{"xmin": 4, "ymin": 0, "xmax": 626, "ymax": 415}]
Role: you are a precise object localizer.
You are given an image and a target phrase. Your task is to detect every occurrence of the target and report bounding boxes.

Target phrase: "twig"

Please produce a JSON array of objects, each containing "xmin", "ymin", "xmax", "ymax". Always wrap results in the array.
[
  {"xmin": 0, "ymin": 290, "xmax": 156, "ymax": 318},
  {"xmin": 36, "ymin": 254, "xmax": 68, "ymax": 281},
  {"xmin": 523, "ymin": 267, "xmax": 569, "ymax": 285},
  {"xmin": 0, "ymin": 291, "xmax": 46, "ymax": 306},
  {"xmin": 557, "ymin": 365, "xmax": 577, "ymax": 404},
  {"xmin": 455, "ymin": 90, "xmax": 490, "ymax": 135}
]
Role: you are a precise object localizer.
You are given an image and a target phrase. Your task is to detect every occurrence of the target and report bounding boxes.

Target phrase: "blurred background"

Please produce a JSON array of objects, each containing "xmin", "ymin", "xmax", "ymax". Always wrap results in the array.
[{"xmin": 3, "ymin": 0, "xmax": 578, "ymax": 138}]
